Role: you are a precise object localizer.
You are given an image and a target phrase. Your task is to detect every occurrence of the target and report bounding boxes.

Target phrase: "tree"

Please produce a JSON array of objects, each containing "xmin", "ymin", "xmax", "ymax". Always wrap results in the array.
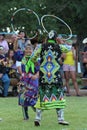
[
  {"xmin": 0, "ymin": 0, "xmax": 87, "ymax": 68},
  {"xmin": 0, "ymin": 0, "xmax": 87, "ymax": 39}
]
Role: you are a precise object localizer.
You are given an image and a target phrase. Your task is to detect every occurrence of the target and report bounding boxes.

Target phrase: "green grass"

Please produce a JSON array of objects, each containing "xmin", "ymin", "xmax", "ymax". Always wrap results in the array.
[{"xmin": 0, "ymin": 96, "xmax": 87, "ymax": 130}]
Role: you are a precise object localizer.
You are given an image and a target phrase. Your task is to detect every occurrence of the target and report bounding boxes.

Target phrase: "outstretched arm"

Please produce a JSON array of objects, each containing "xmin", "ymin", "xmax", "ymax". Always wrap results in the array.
[
  {"xmin": 59, "ymin": 44, "xmax": 72, "ymax": 53},
  {"xmin": 56, "ymin": 37, "xmax": 71, "ymax": 53}
]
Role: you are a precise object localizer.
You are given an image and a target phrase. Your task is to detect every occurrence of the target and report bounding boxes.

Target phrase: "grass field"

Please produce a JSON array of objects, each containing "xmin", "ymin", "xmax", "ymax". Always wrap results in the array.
[{"xmin": 0, "ymin": 95, "xmax": 87, "ymax": 130}]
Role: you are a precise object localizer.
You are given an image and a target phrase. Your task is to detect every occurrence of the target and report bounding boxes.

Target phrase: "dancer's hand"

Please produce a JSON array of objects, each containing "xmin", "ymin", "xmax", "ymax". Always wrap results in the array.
[{"xmin": 31, "ymin": 72, "xmax": 39, "ymax": 80}]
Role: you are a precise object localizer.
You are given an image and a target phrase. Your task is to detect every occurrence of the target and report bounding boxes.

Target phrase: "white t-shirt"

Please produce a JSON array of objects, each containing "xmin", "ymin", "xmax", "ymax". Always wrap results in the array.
[{"xmin": 16, "ymin": 61, "xmax": 21, "ymax": 73}]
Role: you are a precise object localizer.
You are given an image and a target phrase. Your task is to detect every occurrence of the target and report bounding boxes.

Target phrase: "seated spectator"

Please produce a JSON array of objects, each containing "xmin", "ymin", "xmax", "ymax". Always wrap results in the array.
[
  {"xmin": 82, "ymin": 38, "xmax": 87, "ymax": 78},
  {"xmin": 6, "ymin": 49, "xmax": 17, "ymax": 78},
  {"xmin": 6, "ymin": 49, "xmax": 15, "ymax": 67},
  {"xmin": 6, "ymin": 34, "xmax": 18, "ymax": 51},
  {"xmin": 0, "ymin": 34, "xmax": 9, "ymax": 55},
  {"xmin": 0, "ymin": 46, "xmax": 10, "ymax": 97}
]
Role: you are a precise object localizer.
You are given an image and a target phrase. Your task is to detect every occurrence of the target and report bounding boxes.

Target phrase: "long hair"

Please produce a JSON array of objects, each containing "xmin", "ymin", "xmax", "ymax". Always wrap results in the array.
[{"xmin": 18, "ymin": 30, "xmax": 27, "ymax": 42}]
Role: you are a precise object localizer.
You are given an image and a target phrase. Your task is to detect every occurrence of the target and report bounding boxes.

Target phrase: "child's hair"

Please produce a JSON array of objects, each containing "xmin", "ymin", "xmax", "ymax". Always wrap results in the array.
[
  {"xmin": 25, "ymin": 44, "xmax": 34, "ymax": 50},
  {"xmin": 7, "ymin": 49, "xmax": 15, "ymax": 63}
]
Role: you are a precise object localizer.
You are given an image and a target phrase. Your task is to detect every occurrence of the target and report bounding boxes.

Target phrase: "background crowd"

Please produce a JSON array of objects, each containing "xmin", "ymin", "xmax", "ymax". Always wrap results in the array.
[{"xmin": 0, "ymin": 30, "xmax": 87, "ymax": 98}]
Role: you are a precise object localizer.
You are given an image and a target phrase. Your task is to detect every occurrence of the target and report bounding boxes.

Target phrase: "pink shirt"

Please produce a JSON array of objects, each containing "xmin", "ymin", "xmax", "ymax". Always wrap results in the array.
[{"xmin": 0, "ymin": 40, "xmax": 9, "ymax": 53}]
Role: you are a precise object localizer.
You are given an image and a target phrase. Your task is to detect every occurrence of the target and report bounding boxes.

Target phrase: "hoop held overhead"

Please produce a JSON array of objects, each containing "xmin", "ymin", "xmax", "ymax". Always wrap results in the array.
[
  {"xmin": 41, "ymin": 14, "xmax": 72, "ymax": 40},
  {"xmin": 11, "ymin": 8, "xmax": 40, "ymax": 39}
]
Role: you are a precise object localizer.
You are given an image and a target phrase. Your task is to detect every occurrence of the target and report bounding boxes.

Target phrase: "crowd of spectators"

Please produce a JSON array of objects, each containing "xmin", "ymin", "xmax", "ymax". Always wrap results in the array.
[
  {"xmin": 0, "ymin": 31, "xmax": 87, "ymax": 97},
  {"xmin": 0, "ymin": 30, "xmax": 31, "ymax": 97}
]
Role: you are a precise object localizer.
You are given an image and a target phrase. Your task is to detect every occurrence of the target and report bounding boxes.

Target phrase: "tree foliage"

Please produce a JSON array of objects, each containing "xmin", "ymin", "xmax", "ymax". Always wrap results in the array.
[{"xmin": 0, "ymin": 0, "xmax": 87, "ymax": 38}]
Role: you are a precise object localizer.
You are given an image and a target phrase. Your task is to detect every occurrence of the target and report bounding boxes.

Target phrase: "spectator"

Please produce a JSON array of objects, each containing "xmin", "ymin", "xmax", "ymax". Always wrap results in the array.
[
  {"xmin": 63, "ymin": 40, "xmax": 80, "ymax": 96},
  {"xmin": 14, "ymin": 49, "xmax": 24, "ymax": 79},
  {"xmin": 0, "ymin": 46, "xmax": 10, "ymax": 97},
  {"xmin": 0, "ymin": 34, "xmax": 9, "ymax": 54},
  {"xmin": 82, "ymin": 38, "xmax": 87, "ymax": 78},
  {"xmin": 6, "ymin": 49, "xmax": 17, "ymax": 78},
  {"xmin": 13, "ymin": 31, "xmax": 31, "ymax": 52},
  {"xmin": 6, "ymin": 50, "xmax": 15, "ymax": 68},
  {"xmin": 13, "ymin": 31, "xmax": 31, "ymax": 79},
  {"xmin": 6, "ymin": 34, "xmax": 18, "ymax": 51}
]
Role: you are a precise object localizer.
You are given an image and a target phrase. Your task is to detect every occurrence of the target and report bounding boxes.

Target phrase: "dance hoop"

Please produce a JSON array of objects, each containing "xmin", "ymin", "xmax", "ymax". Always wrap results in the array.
[
  {"xmin": 11, "ymin": 8, "xmax": 40, "ymax": 39},
  {"xmin": 41, "ymin": 14, "xmax": 72, "ymax": 40},
  {"xmin": 0, "ymin": 32, "xmax": 17, "ymax": 35}
]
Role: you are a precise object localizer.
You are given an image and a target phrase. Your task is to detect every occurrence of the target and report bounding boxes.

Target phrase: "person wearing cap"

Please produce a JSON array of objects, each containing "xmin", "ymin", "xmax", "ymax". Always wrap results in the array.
[
  {"xmin": 33, "ymin": 30, "xmax": 71, "ymax": 126},
  {"xmin": 62, "ymin": 40, "xmax": 80, "ymax": 96},
  {"xmin": 82, "ymin": 38, "xmax": 87, "ymax": 78}
]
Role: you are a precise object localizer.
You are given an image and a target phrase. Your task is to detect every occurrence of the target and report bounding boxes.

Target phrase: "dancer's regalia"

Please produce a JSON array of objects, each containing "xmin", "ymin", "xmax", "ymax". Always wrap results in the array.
[
  {"xmin": 32, "ymin": 32, "xmax": 71, "ymax": 110},
  {"xmin": 18, "ymin": 54, "xmax": 40, "ymax": 107},
  {"xmin": 39, "ymin": 42, "xmax": 65, "ymax": 110}
]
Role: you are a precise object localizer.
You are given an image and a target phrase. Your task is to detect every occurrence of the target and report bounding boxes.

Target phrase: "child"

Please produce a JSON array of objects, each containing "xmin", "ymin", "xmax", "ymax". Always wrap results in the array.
[{"xmin": 17, "ymin": 44, "xmax": 39, "ymax": 120}]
